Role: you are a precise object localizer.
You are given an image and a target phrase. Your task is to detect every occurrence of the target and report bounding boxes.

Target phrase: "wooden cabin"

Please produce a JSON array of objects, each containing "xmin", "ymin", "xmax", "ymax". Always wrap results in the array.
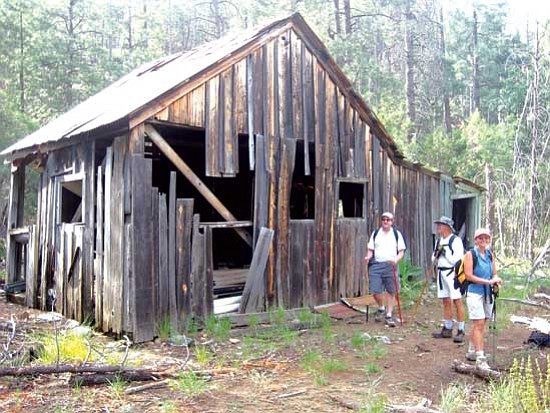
[{"xmin": 1, "ymin": 13, "xmax": 482, "ymax": 342}]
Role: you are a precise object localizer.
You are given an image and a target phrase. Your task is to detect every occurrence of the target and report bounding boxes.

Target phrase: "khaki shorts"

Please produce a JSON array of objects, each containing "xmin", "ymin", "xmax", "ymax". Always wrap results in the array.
[
  {"xmin": 437, "ymin": 269, "xmax": 462, "ymax": 300},
  {"xmin": 466, "ymin": 292, "xmax": 494, "ymax": 320}
]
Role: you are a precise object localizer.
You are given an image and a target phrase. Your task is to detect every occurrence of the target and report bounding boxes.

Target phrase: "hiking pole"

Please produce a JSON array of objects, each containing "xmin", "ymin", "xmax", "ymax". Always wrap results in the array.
[
  {"xmin": 392, "ymin": 263, "xmax": 404, "ymax": 327},
  {"xmin": 410, "ymin": 264, "xmax": 433, "ymax": 324},
  {"xmin": 490, "ymin": 284, "xmax": 499, "ymax": 366}
]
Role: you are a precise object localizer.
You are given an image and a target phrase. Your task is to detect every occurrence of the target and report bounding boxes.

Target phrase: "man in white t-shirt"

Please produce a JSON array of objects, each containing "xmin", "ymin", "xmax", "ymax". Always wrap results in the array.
[
  {"xmin": 364, "ymin": 212, "xmax": 406, "ymax": 327},
  {"xmin": 431, "ymin": 216, "xmax": 466, "ymax": 342}
]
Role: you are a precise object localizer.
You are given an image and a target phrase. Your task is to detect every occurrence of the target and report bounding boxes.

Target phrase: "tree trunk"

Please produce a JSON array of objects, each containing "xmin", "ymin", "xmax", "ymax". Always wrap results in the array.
[
  {"xmin": 404, "ymin": 0, "xmax": 416, "ymax": 141},
  {"xmin": 343, "ymin": 0, "xmax": 352, "ymax": 35},
  {"xmin": 439, "ymin": 8, "xmax": 452, "ymax": 135},
  {"xmin": 485, "ymin": 163, "xmax": 494, "ymax": 232},
  {"xmin": 333, "ymin": 0, "xmax": 341, "ymax": 35},
  {"xmin": 470, "ymin": 10, "xmax": 480, "ymax": 115}
]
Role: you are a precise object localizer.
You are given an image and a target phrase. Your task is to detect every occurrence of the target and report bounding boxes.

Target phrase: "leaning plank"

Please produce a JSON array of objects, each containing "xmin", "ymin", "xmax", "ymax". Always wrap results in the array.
[
  {"xmin": 221, "ymin": 308, "xmax": 303, "ymax": 327},
  {"xmin": 25, "ymin": 225, "xmax": 39, "ymax": 308},
  {"xmin": 240, "ymin": 227, "xmax": 274, "ymax": 313},
  {"xmin": 6, "ymin": 165, "xmax": 25, "ymax": 284},
  {"xmin": 145, "ymin": 124, "xmax": 252, "ymax": 247},
  {"xmin": 190, "ymin": 214, "xmax": 205, "ymax": 319},
  {"xmin": 204, "ymin": 226, "xmax": 214, "ymax": 317},
  {"xmin": 151, "ymin": 188, "xmax": 160, "ymax": 324},
  {"xmin": 168, "ymin": 171, "xmax": 178, "ymax": 332},
  {"xmin": 158, "ymin": 194, "xmax": 170, "ymax": 324},
  {"xmin": 94, "ymin": 165, "xmax": 104, "ymax": 327},
  {"xmin": 176, "ymin": 199, "xmax": 194, "ymax": 326},
  {"xmin": 131, "ymin": 154, "xmax": 154, "ymax": 343}
]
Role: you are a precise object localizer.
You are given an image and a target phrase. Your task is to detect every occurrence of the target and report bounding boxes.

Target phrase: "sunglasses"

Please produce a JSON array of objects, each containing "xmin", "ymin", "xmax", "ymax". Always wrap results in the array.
[{"xmin": 381, "ymin": 218, "xmax": 393, "ymax": 222}]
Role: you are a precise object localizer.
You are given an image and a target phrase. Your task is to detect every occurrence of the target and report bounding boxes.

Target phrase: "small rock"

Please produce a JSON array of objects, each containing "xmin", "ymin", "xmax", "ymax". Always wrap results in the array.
[
  {"xmin": 36, "ymin": 313, "xmax": 63, "ymax": 323},
  {"xmin": 375, "ymin": 335, "xmax": 391, "ymax": 345},
  {"xmin": 71, "ymin": 326, "xmax": 92, "ymax": 337},
  {"xmin": 229, "ymin": 338, "xmax": 240, "ymax": 344},
  {"xmin": 65, "ymin": 320, "xmax": 80, "ymax": 329},
  {"xmin": 361, "ymin": 332, "xmax": 372, "ymax": 340},
  {"xmin": 168, "ymin": 335, "xmax": 194, "ymax": 347}
]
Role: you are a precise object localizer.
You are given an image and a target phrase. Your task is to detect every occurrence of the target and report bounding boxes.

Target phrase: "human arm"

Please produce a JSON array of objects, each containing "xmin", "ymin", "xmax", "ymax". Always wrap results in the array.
[
  {"xmin": 364, "ymin": 248, "xmax": 374, "ymax": 263},
  {"xmin": 364, "ymin": 232, "xmax": 375, "ymax": 262}
]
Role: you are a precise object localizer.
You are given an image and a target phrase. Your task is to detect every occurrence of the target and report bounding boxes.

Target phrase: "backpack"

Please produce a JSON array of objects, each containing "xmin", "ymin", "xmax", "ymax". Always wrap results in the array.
[
  {"xmin": 453, "ymin": 248, "xmax": 493, "ymax": 295},
  {"xmin": 434, "ymin": 234, "xmax": 465, "ymax": 256}
]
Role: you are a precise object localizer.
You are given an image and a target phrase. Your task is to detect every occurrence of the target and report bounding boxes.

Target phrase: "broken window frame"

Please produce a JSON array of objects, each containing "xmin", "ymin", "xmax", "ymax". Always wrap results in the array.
[{"xmin": 336, "ymin": 178, "xmax": 367, "ymax": 219}]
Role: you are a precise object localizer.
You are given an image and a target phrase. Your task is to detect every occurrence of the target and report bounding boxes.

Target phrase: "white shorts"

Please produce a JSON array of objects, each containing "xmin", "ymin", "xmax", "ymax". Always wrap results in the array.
[
  {"xmin": 466, "ymin": 292, "xmax": 494, "ymax": 320},
  {"xmin": 436, "ymin": 269, "xmax": 462, "ymax": 300}
]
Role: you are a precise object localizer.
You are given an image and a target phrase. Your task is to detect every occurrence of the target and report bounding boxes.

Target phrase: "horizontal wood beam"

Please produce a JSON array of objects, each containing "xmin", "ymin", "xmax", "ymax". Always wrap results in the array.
[
  {"xmin": 144, "ymin": 124, "xmax": 252, "ymax": 247},
  {"xmin": 199, "ymin": 220, "xmax": 253, "ymax": 229}
]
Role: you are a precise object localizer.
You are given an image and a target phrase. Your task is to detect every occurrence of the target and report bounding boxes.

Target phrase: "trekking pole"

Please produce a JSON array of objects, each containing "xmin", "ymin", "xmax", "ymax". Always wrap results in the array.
[
  {"xmin": 392, "ymin": 263, "xmax": 404, "ymax": 327},
  {"xmin": 410, "ymin": 264, "xmax": 433, "ymax": 324},
  {"xmin": 490, "ymin": 285, "xmax": 499, "ymax": 365}
]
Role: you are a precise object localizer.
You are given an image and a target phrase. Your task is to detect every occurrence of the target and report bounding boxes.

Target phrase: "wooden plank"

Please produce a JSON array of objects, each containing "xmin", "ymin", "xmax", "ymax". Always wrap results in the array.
[
  {"xmin": 190, "ymin": 214, "xmax": 205, "ymax": 319},
  {"xmin": 204, "ymin": 226, "xmax": 214, "ymax": 317},
  {"xmin": 266, "ymin": 135, "xmax": 280, "ymax": 305},
  {"xmin": 253, "ymin": 135, "xmax": 268, "ymax": 246},
  {"xmin": 151, "ymin": 188, "xmax": 159, "ymax": 324},
  {"xmin": 240, "ymin": 227, "xmax": 274, "ymax": 313},
  {"xmin": 190, "ymin": 84, "xmax": 205, "ymax": 127},
  {"xmin": 6, "ymin": 165, "xmax": 24, "ymax": 284},
  {"xmin": 246, "ymin": 54, "xmax": 255, "ymax": 170},
  {"xmin": 102, "ymin": 147, "xmax": 113, "ymax": 331},
  {"xmin": 158, "ymin": 193, "xmax": 169, "ymax": 325},
  {"xmin": 74, "ymin": 225, "xmax": 84, "ymax": 322},
  {"xmin": 145, "ymin": 124, "xmax": 252, "ymax": 247},
  {"xmin": 94, "ymin": 165, "xmax": 104, "ymax": 327},
  {"xmin": 168, "ymin": 171, "xmax": 178, "ymax": 332},
  {"xmin": 123, "ymin": 221, "xmax": 132, "ymax": 334},
  {"xmin": 233, "ymin": 59, "xmax": 248, "ymax": 135},
  {"xmin": 278, "ymin": 30, "xmax": 293, "ymax": 140},
  {"xmin": 221, "ymin": 67, "xmax": 237, "ymax": 176},
  {"xmin": 83, "ymin": 141, "xmax": 95, "ymax": 319},
  {"xmin": 131, "ymin": 155, "xmax": 154, "ymax": 343},
  {"xmin": 254, "ymin": 48, "xmax": 265, "ymax": 137},
  {"xmin": 291, "ymin": 30, "xmax": 303, "ymax": 143},
  {"xmin": 111, "ymin": 136, "xmax": 126, "ymax": 334},
  {"xmin": 176, "ymin": 199, "xmax": 194, "ymax": 326},
  {"xmin": 275, "ymin": 139, "xmax": 296, "ymax": 307},
  {"xmin": 288, "ymin": 220, "xmax": 313, "ymax": 308},
  {"xmin": 205, "ymin": 75, "xmax": 221, "ymax": 177},
  {"xmin": 129, "ymin": 124, "xmax": 145, "ymax": 154},
  {"xmin": 25, "ymin": 225, "xmax": 39, "ymax": 308}
]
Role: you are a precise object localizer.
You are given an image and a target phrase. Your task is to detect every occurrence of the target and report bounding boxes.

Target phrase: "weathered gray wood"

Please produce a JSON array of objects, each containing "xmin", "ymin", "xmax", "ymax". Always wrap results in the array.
[
  {"xmin": 102, "ymin": 147, "xmax": 113, "ymax": 331},
  {"xmin": 253, "ymin": 135, "xmax": 268, "ymax": 246},
  {"xmin": 131, "ymin": 155, "xmax": 154, "ymax": 342},
  {"xmin": 145, "ymin": 124, "xmax": 252, "ymax": 247},
  {"xmin": 82, "ymin": 141, "xmax": 95, "ymax": 318},
  {"xmin": 204, "ymin": 226, "xmax": 214, "ymax": 317},
  {"xmin": 25, "ymin": 225, "xmax": 39, "ymax": 307},
  {"xmin": 151, "ymin": 188, "xmax": 159, "ymax": 324},
  {"xmin": 289, "ymin": 220, "xmax": 314, "ymax": 308},
  {"xmin": 123, "ymin": 222, "xmax": 133, "ymax": 334},
  {"xmin": 240, "ymin": 227, "xmax": 274, "ymax": 313},
  {"xmin": 190, "ymin": 214, "xmax": 205, "ymax": 319},
  {"xmin": 6, "ymin": 165, "xmax": 25, "ymax": 284},
  {"xmin": 158, "ymin": 193, "xmax": 169, "ymax": 325},
  {"xmin": 176, "ymin": 199, "xmax": 194, "ymax": 326},
  {"xmin": 95, "ymin": 164, "xmax": 104, "ymax": 327},
  {"xmin": 246, "ymin": 54, "xmax": 255, "ymax": 170},
  {"xmin": 168, "ymin": 171, "xmax": 178, "ymax": 332}
]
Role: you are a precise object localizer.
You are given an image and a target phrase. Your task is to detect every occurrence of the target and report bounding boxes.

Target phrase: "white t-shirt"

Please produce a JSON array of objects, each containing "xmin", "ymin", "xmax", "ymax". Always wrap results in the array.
[
  {"xmin": 433, "ymin": 234, "xmax": 464, "ymax": 268},
  {"xmin": 367, "ymin": 228, "xmax": 406, "ymax": 262}
]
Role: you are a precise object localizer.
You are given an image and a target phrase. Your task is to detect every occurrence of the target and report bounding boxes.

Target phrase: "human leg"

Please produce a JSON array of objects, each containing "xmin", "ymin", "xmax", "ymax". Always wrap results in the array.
[{"xmin": 453, "ymin": 298, "xmax": 466, "ymax": 343}]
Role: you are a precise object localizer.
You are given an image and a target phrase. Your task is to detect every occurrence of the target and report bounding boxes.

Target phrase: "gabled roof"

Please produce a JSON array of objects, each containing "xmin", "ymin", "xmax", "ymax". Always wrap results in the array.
[{"xmin": 2, "ymin": 13, "xmax": 402, "ymax": 161}]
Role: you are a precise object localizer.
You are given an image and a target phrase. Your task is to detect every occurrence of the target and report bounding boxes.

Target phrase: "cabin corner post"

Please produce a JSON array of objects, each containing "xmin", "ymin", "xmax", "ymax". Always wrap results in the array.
[{"xmin": 6, "ymin": 163, "xmax": 26, "ymax": 285}]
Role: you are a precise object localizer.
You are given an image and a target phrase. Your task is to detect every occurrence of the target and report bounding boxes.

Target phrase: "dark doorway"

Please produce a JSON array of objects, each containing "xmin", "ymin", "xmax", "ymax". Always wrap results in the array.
[{"xmin": 453, "ymin": 197, "xmax": 474, "ymax": 248}]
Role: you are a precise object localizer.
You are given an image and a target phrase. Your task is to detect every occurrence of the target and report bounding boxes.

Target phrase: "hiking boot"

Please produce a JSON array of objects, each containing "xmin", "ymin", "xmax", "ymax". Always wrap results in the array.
[
  {"xmin": 432, "ymin": 327, "xmax": 452, "ymax": 338},
  {"xmin": 476, "ymin": 355, "xmax": 491, "ymax": 371},
  {"xmin": 453, "ymin": 330, "xmax": 465, "ymax": 343},
  {"xmin": 466, "ymin": 352, "xmax": 477, "ymax": 361},
  {"xmin": 385, "ymin": 316, "xmax": 396, "ymax": 327},
  {"xmin": 374, "ymin": 309, "xmax": 385, "ymax": 323}
]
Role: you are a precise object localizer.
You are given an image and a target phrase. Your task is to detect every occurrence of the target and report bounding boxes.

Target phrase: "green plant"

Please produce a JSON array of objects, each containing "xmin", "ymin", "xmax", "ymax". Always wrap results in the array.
[
  {"xmin": 194, "ymin": 345, "xmax": 211, "ymax": 367},
  {"xmin": 185, "ymin": 317, "xmax": 199, "ymax": 335},
  {"xmin": 156, "ymin": 317, "xmax": 172, "ymax": 341},
  {"xmin": 370, "ymin": 343, "xmax": 388, "ymax": 359},
  {"xmin": 268, "ymin": 306, "xmax": 287, "ymax": 328},
  {"xmin": 204, "ymin": 315, "xmax": 232, "ymax": 341},
  {"xmin": 297, "ymin": 307, "xmax": 315, "ymax": 325},
  {"xmin": 36, "ymin": 331, "xmax": 90, "ymax": 364},
  {"xmin": 313, "ymin": 372, "xmax": 328, "ymax": 386},
  {"xmin": 171, "ymin": 371, "xmax": 209, "ymax": 398},
  {"xmin": 351, "ymin": 331, "xmax": 368, "ymax": 350},
  {"xmin": 364, "ymin": 363, "xmax": 381, "ymax": 374},
  {"xmin": 397, "ymin": 258, "xmax": 424, "ymax": 305},
  {"xmin": 247, "ymin": 313, "xmax": 261, "ymax": 334},
  {"xmin": 320, "ymin": 359, "xmax": 347, "ymax": 374},
  {"xmin": 107, "ymin": 375, "xmax": 127, "ymax": 400},
  {"xmin": 159, "ymin": 400, "xmax": 177, "ymax": 413},
  {"xmin": 320, "ymin": 311, "xmax": 333, "ymax": 341},
  {"xmin": 301, "ymin": 349, "xmax": 321, "ymax": 372},
  {"xmin": 439, "ymin": 383, "xmax": 470, "ymax": 413}
]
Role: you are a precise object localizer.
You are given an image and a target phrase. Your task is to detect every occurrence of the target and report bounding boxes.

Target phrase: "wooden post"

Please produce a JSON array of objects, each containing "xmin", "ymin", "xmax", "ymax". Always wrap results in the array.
[
  {"xmin": 6, "ymin": 164, "xmax": 25, "ymax": 285},
  {"xmin": 144, "ymin": 124, "xmax": 252, "ymax": 247}
]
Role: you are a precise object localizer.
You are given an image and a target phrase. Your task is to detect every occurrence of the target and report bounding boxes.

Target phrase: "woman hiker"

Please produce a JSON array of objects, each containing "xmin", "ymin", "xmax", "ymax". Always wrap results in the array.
[{"xmin": 464, "ymin": 228, "xmax": 502, "ymax": 370}]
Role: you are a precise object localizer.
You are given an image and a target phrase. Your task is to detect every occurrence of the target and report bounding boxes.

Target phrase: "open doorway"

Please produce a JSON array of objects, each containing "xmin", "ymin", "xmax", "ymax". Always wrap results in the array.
[{"xmin": 452, "ymin": 196, "xmax": 475, "ymax": 248}]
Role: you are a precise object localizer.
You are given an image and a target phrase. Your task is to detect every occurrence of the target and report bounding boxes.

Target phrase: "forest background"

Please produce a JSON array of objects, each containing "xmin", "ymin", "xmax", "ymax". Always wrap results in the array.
[{"xmin": 0, "ymin": 0, "xmax": 548, "ymax": 264}]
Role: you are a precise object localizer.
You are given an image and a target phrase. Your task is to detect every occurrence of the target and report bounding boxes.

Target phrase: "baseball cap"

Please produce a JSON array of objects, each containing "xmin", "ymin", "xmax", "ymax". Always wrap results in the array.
[
  {"xmin": 474, "ymin": 228, "xmax": 491, "ymax": 239},
  {"xmin": 381, "ymin": 212, "xmax": 394, "ymax": 220}
]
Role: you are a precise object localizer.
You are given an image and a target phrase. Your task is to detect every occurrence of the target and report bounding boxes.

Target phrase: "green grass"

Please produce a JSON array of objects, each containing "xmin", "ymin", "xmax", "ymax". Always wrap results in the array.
[
  {"xmin": 159, "ymin": 400, "xmax": 177, "ymax": 413},
  {"xmin": 439, "ymin": 383, "xmax": 470, "ymax": 413},
  {"xmin": 204, "ymin": 315, "xmax": 232, "ymax": 341},
  {"xmin": 268, "ymin": 306, "xmax": 287, "ymax": 327},
  {"xmin": 36, "ymin": 331, "xmax": 91, "ymax": 364},
  {"xmin": 319, "ymin": 358, "xmax": 347, "ymax": 374},
  {"xmin": 350, "ymin": 331, "xmax": 368, "ymax": 350},
  {"xmin": 300, "ymin": 349, "xmax": 321, "ymax": 372},
  {"xmin": 297, "ymin": 307, "xmax": 315, "ymax": 325},
  {"xmin": 156, "ymin": 317, "xmax": 172, "ymax": 341},
  {"xmin": 107, "ymin": 375, "xmax": 128, "ymax": 400},
  {"xmin": 194, "ymin": 345, "xmax": 211, "ymax": 367},
  {"xmin": 171, "ymin": 371, "xmax": 209, "ymax": 398},
  {"xmin": 363, "ymin": 363, "xmax": 381, "ymax": 374}
]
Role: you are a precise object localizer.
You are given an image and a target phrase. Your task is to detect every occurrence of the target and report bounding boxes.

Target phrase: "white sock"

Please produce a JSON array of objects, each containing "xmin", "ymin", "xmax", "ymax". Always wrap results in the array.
[
  {"xmin": 468, "ymin": 341, "xmax": 475, "ymax": 353},
  {"xmin": 476, "ymin": 351, "xmax": 485, "ymax": 358},
  {"xmin": 444, "ymin": 320, "xmax": 453, "ymax": 329},
  {"xmin": 378, "ymin": 306, "xmax": 385, "ymax": 312},
  {"xmin": 457, "ymin": 321, "xmax": 465, "ymax": 331},
  {"xmin": 386, "ymin": 312, "xmax": 392, "ymax": 318}
]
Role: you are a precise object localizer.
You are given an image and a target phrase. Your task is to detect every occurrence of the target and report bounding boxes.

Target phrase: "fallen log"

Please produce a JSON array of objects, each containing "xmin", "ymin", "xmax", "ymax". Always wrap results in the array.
[
  {"xmin": 328, "ymin": 394, "xmax": 443, "ymax": 412},
  {"xmin": 0, "ymin": 364, "xmax": 169, "ymax": 377},
  {"xmin": 451, "ymin": 359, "xmax": 501, "ymax": 380},
  {"xmin": 70, "ymin": 371, "xmax": 161, "ymax": 386},
  {"xmin": 125, "ymin": 379, "xmax": 171, "ymax": 394},
  {"xmin": 499, "ymin": 297, "xmax": 550, "ymax": 310}
]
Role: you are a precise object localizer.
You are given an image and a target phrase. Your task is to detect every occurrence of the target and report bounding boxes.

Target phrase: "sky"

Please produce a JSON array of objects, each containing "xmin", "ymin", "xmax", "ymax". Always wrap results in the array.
[{"xmin": 443, "ymin": 0, "xmax": 550, "ymax": 35}]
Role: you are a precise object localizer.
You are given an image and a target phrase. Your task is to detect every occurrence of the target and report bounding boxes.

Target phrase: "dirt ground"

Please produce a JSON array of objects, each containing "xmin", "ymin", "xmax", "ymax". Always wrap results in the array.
[{"xmin": 0, "ymin": 288, "xmax": 545, "ymax": 413}]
